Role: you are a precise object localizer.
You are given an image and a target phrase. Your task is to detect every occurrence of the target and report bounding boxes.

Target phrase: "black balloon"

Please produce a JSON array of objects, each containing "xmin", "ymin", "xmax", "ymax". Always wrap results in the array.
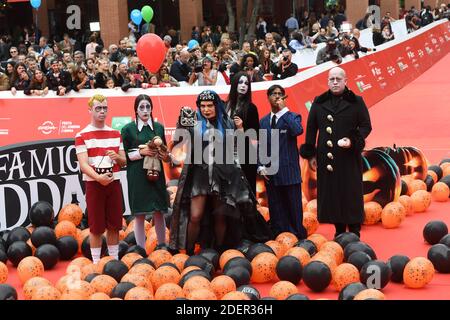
[
  {"xmin": 0, "ymin": 284, "xmax": 18, "ymax": 300},
  {"xmin": 338, "ymin": 282, "xmax": 367, "ymax": 300},
  {"xmin": 427, "ymin": 244, "xmax": 450, "ymax": 273},
  {"xmin": 237, "ymin": 285, "xmax": 260, "ymax": 300},
  {"xmin": 81, "ymin": 236, "xmax": 108, "ymax": 260},
  {"xmin": 224, "ymin": 266, "xmax": 251, "ymax": 287},
  {"xmin": 123, "ymin": 231, "xmax": 137, "ymax": 246},
  {"xmin": 159, "ymin": 262, "xmax": 180, "ymax": 273},
  {"xmin": 7, "ymin": 241, "xmax": 32, "ymax": 267},
  {"xmin": 439, "ymin": 234, "xmax": 450, "ymax": 247},
  {"xmin": 261, "ymin": 297, "xmax": 277, "ymax": 300},
  {"xmin": 425, "ymin": 175, "xmax": 435, "ymax": 192},
  {"xmin": 344, "ymin": 241, "xmax": 377, "ymax": 261},
  {"xmin": 0, "ymin": 250, "xmax": 7, "ymax": 264},
  {"xmin": 199, "ymin": 248, "xmax": 220, "ymax": 270},
  {"xmin": 387, "ymin": 255, "xmax": 410, "ymax": 283},
  {"xmin": 125, "ymin": 245, "xmax": 147, "ymax": 258},
  {"xmin": 439, "ymin": 175, "xmax": 450, "ymax": 191},
  {"xmin": 334, "ymin": 232, "xmax": 360, "ymax": 250},
  {"xmin": 245, "ymin": 243, "xmax": 275, "ymax": 261},
  {"xmin": 286, "ymin": 293, "xmax": 309, "ymax": 300},
  {"xmin": 347, "ymin": 251, "xmax": 372, "ymax": 271},
  {"xmin": 31, "ymin": 226, "xmax": 57, "ymax": 248},
  {"xmin": 85, "ymin": 273, "xmax": 100, "ymax": 282},
  {"xmin": 179, "ymin": 269, "xmax": 211, "ymax": 287},
  {"xmin": 184, "ymin": 255, "xmax": 215, "ymax": 278},
  {"xmin": 400, "ymin": 180, "xmax": 408, "ymax": 196},
  {"xmin": 6, "ymin": 227, "xmax": 30, "ymax": 247},
  {"xmin": 276, "ymin": 256, "xmax": 303, "ymax": 285},
  {"xmin": 29, "ymin": 201, "xmax": 54, "ymax": 227},
  {"xmin": 360, "ymin": 260, "xmax": 391, "ymax": 289},
  {"xmin": 132, "ymin": 258, "xmax": 156, "ymax": 269},
  {"xmin": 1, "ymin": 231, "xmax": 10, "ymax": 249},
  {"xmin": 423, "ymin": 221, "xmax": 449, "ymax": 245},
  {"xmin": 118, "ymin": 241, "xmax": 129, "ymax": 260},
  {"xmin": 110, "ymin": 282, "xmax": 136, "ymax": 299},
  {"xmin": 235, "ymin": 239, "xmax": 254, "ymax": 255},
  {"xmin": 294, "ymin": 239, "xmax": 317, "ymax": 256},
  {"xmin": 440, "ymin": 159, "xmax": 450, "ymax": 166},
  {"xmin": 56, "ymin": 236, "xmax": 78, "ymax": 261},
  {"xmin": 223, "ymin": 257, "xmax": 252, "ymax": 276},
  {"xmin": 302, "ymin": 261, "xmax": 332, "ymax": 292},
  {"xmin": 103, "ymin": 260, "xmax": 129, "ymax": 282},
  {"xmin": 429, "ymin": 165, "xmax": 443, "ymax": 180},
  {"xmin": 35, "ymin": 244, "xmax": 60, "ymax": 270}
]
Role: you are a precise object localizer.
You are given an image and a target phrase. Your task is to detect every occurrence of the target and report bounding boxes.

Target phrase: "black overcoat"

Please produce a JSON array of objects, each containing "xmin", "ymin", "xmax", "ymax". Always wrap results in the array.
[{"xmin": 300, "ymin": 88, "xmax": 372, "ymax": 224}]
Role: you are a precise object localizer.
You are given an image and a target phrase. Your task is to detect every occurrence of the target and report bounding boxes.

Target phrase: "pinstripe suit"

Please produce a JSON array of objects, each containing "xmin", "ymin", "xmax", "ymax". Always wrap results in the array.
[{"xmin": 259, "ymin": 110, "xmax": 307, "ymax": 239}]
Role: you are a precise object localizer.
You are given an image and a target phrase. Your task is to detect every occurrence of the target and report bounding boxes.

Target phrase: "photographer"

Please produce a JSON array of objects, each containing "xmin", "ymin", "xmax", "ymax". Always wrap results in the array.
[
  {"xmin": 271, "ymin": 48, "xmax": 298, "ymax": 80},
  {"xmin": 73, "ymin": 66, "xmax": 94, "ymax": 91},
  {"xmin": 169, "ymin": 49, "xmax": 192, "ymax": 82},
  {"xmin": 46, "ymin": 58, "xmax": 72, "ymax": 96},
  {"xmin": 112, "ymin": 62, "xmax": 128, "ymax": 87},
  {"xmin": 188, "ymin": 56, "xmax": 217, "ymax": 86},
  {"xmin": 316, "ymin": 37, "xmax": 342, "ymax": 65}
]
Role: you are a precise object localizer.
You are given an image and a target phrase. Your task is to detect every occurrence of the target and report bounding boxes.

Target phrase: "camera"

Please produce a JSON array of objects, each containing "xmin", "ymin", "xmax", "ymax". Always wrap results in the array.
[
  {"xmin": 283, "ymin": 56, "xmax": 289, "ymax": 62},
  {"xmin": 137, "ymin": 64, "xmax": 143, "ymax": 71},
  {"xmin": 194, "ymin": 63, "xmax": 203, "ymax": 73}
]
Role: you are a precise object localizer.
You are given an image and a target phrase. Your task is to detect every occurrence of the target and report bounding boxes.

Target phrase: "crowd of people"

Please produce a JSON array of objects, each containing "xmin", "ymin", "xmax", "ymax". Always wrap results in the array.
[{"xmin": 0, "ymin": 4, "xmax": 448, "ymax": 94}]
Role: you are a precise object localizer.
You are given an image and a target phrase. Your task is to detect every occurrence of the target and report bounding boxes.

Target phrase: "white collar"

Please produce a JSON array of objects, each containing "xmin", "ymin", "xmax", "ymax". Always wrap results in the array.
[
  {"xmin": 271, "ymin": 107, "xmax": 289, "ymax": 120},
  {"xmin": 137, "ymin": 118, "xmax": 153, "ymax": 132}
]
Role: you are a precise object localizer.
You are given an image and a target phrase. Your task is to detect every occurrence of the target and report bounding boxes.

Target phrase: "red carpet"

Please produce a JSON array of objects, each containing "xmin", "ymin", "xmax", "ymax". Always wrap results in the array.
[{"xmin": 5, "ymin": 53, "xmax": 450, "ymax": 300}]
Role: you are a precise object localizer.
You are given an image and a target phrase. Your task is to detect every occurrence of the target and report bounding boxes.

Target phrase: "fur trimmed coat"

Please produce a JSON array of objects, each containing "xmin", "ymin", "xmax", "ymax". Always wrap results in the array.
[{"xmin": 300, "ymin": 88, "xmax": 372, "ymax": 224}]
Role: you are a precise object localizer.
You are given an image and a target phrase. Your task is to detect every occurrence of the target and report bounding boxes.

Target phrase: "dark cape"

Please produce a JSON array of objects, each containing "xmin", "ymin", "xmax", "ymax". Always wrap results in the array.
[{"xmin": 169, "ymin": 112, "xmax": 273, "ymax": 250}]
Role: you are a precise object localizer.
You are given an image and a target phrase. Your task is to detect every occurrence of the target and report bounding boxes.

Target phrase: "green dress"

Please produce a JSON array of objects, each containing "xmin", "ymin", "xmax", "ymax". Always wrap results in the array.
[{"xmin": 121, "ymin": 121, "xmax": 169, "ymax": 215}]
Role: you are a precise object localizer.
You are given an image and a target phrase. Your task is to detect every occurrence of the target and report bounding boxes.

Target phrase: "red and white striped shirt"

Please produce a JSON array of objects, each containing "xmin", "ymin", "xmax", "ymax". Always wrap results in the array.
[{"xmin": 75, "ymin": 124, "xmax": 124, "ymax": 181}]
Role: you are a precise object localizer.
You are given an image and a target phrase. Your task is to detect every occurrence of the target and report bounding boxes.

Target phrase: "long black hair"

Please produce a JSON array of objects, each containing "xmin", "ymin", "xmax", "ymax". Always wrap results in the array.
[
  {"xmin": 226, "ymin": 71, "xmax": 252, "ymax": 121},
  {"xmin": 134, "ymin": 94, "xmax": 155, "ymax": 128}
]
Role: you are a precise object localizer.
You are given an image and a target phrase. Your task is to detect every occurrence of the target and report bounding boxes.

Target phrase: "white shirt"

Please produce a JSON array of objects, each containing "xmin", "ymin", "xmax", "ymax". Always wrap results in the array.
[
  {"xmin": 270, "ymin": 107, "xmax": 289, "ymax": 125},
  {"xmin": 128, "ymin": 118, "xmax": 154, "ymax": 161},
  {"xmin": 137, "ymin": 118, "xmax": 154, "ymax": 132}
]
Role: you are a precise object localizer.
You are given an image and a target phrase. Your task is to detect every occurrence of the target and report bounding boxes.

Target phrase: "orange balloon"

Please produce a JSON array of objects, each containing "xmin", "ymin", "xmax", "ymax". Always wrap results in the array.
[
  {"xmin": 284, "ymin": 247, "xmax": 310, "ymax": 267},
  {"xmin": 265, "ymin": 240, "xmax": 286, "ymax": 258},
  {"xmin": 398, "ymin": 195, "xmax": 414, "ymax": 216},
  {"xmin": 23, "ymin": 276, "xmax": 52, "ymax": 300},
  {"xmin": 363, "ymin": 201, "xmax": 382, "ymax": 225},
  {"xmin": 307, "ymin": 233, "xmax": 328, "ymax": 250},
  {"xmin": 55, "ymin": 220, "xmax": 78, "ymax": 239},
  {"xmin": 31, "ymin": 285, "xmax": 61, "ymax": 300},
  {"xmin": 17, "ymin": 256, "xmax": 45, "ymax": 284},
  {"xmin": 124, "ymin": 287, "xmax": 154, "ymax": 300},
  {"xmin": 320, "ymin": 241, "xmax": 344, "ymax": 265},
  {"xmin": 354, "ymin": 288, "xmax": 385, "ymax": 300},
  {"xmin": 0, "ymin": 262, "xmax": 7, "ymax": 284},
  {"xmin": 303, "ymin": 212, "xmax": 319, "ymax": 236},
  {"xmin": 210, "ymin": 275, "xmax": 236, "ymax": 300},
  {"xmin": 269, "ymin": 281, "xmax": 298, "ymax": 300},
  {"xmin": 275, "ymin": 232, "xmax": 298, "ymax": 251},
  {"xmin": 403, "ymin": 257, "xmax": 435, "ymax": 288},
  {"xmin": 250, "ymin": 252, "xmax": 278, "ymax": 283},
  {"xmin": 306, "ymin": 199, "xmax": 318, "ymax": 215},
  {"xmin": 90, "ymin": 274, "xmax": 118, "ymax": 296},
  {"xmin": 122, "ymin": 273, "xmax": 153, "ymax": 292},
  {"xmin": 219, "ymin": 249, "xmax": 245, "ymax": 270},
  {"xmin": 89, "ymin": 292, "xmax": 111, "ymax": 300},
  {"xmin": 148, "ymin": 250, "xmax": 173, "ymax": 268},
  {"xmin": 431, "ymin": 182, "xmax": 449, "ymax": 202},
  {"xmin": 151, "ymin": 265, "xmax": 181, "ymax": 291},
  {"xmin": 221, "ymin": 291, "xmax": 250, "ymax": 300},
  {"xmin": 410, "ymin": 190, "xmax": 432, "ymax": 213},
  {"xmin": 428, "ymin": 170, "xmax": 438, "ymax": 184},
  {"xmin": 58, "ymin": 204, "xmax": 83, "ymax": 226},
  {"xmin": 61, "ymin": 280, "xmax": 96, "ymax": 300},
  {"xmin": 257, "ymin": 206, "xmax": 270, "ymax": 222},
  {"xmin": 121, "ymin": 252, "xmax": 143, "ymax": 269},
  {"xmin": 129, "ymin": 263, "xmax": 155, "ymax": 278},
  {"xmin": 408, "ymin": 179, "xmax": 427, "ymax": 196},
  {"xmin": 381, "ymin": 202, "xmax": 406, "ymax": 228},
  {"xmin": 332, "ymin": 263, "xmax": 360, "ymax": 291},
  {"xmin": 171, "ymin": 253, "xmax": 190, "ymax": 272},
  {"xmin": 187, "ymin": 288, "xmax": 217, "ymax": 300},
  {"xmin": 183, "ymin": 276, "xmax": 212, "ymax": 297},
  {"xmin": 154, "ymin": 283, "xmax": 185, "ymax": 300}
]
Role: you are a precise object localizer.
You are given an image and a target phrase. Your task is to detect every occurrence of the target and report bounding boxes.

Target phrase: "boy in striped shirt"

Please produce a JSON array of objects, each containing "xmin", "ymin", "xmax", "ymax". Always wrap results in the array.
[{"xmin": 75, "ymin": 94, "xmax": 127, "ymax": 264}]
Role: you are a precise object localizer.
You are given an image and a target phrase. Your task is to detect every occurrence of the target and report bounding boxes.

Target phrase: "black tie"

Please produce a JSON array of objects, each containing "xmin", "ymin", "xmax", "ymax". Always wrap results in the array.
[{"xmin": 271, "ymin": 114, "xmax": 277, "ymax": 129}]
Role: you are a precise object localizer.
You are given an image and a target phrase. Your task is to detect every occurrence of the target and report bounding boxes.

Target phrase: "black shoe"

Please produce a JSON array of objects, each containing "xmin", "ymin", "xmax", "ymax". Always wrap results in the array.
[{"xmin": 155, "ymin": 243, "xmax": 169, "ymax": 251}]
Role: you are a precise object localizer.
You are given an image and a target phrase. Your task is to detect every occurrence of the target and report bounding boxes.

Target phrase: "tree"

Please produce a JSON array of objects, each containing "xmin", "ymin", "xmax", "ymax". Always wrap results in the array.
[
  {"xmin": 247, "ymin": 0, "xmax": 262, "ymax": 40},
  {"xmin": 238, "ymin": 0, "xmax": 249, "ymax": 47},
  {"xmin": 225, "ymin": 0, "xmax": 236, "ymax": 33}
]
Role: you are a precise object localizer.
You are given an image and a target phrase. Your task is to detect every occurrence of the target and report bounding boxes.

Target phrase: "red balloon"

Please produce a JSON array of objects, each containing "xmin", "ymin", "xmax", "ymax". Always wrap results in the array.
[{"xmin": 136, "ymin": 34, "xmax": 167, "ymax": 73}]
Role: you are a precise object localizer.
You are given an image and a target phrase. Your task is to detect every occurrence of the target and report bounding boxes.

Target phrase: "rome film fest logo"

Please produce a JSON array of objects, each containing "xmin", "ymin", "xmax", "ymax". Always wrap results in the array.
[
  {"xmin": 66, "ymin": 5, "xmax": 81, "ymax": 30},
  {"xmin": 38, "ymin": 121, "xmax": 57, "ymax": 135}
]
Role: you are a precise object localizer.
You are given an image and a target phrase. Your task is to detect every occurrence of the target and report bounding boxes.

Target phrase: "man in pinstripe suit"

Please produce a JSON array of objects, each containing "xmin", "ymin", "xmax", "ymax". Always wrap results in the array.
[{"xmin": 258, "ymin": 84, "xmax": 307, "ymax": 240}]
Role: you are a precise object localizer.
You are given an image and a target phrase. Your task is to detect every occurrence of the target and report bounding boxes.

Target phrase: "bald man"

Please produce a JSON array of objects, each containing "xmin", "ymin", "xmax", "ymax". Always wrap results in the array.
[
  {"xmin": 300, "ymin": 67, "xmax": 372, "ymax": 238},
  {"xmin": 170, "ymin": 49, "xmax": 192, "ymax": 82}
]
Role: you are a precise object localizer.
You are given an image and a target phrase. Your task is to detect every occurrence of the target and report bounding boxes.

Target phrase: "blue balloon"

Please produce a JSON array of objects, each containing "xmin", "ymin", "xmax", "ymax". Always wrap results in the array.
[
  {"xmin": 188, "ymin": 39, "xmax": 199, "ymax": 50},
  {"xmin": 30, "ymin": 0, "xmax": 41, "ymax": 9},
  {"xmin": 130, "ymin": 9, "xmax": 142, "ymax": 25}
]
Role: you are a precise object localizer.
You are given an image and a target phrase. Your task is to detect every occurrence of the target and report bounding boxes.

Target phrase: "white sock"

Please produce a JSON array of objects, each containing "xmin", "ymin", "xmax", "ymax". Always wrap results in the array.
[
  {"xmin": 90, "ymin": 247, "xmax": 102, "ymax": 264},
  {"xmin": 108, "ymin": 245, "xmax": 119, "ymax": 260},
  {"xmin": 134, "ymin": 215, "xmax": 146, "ymax": 248}
]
